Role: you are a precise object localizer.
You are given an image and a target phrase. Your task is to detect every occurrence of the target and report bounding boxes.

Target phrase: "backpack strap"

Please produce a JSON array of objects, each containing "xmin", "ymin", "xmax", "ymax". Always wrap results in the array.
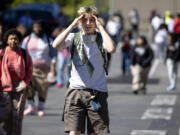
[
  {"xmin": 68, "ymin": 32, "xmax": 80, "ymax": 66},
  {"xmin": 96, "ymin": 32, "xmax": 108, "ymax": 75},
  {"xmin": 25, "ymin": 35, "xmax": 31, "ymax": 49},
  {"xmin": 70, "ymin": 32, "xmax": 108, "ymax": 75},
  {"xmin": 0, "ymin": 48, "xmax": 26, "ymax": 66},
  {"xmin": 71, "ymin": 32, "xmax": 80, "ymax": 58},
  {"xmin": 21, "ymin": 48, "xmax": 26, "ymax": 66},
  {"xmin": 45, "ymin": 34, "xmax": 51, "ymax": 48}
]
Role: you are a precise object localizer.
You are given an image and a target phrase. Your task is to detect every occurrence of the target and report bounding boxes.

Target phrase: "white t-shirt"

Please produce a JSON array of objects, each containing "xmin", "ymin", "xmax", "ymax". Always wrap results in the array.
[
  {"xmin": 65, "ymin": 33, "xmax": 108, "ymax": 92},
  {"xmin": 154, "ymin": 29, "xmax": 168, "ymax": 44},
  {"xmin": 151, "ymin": 16, "xmax": 163, "ymax": 31},
  {"xmin": 106, "ymin": 20, "xmax": 120, "ymax": 36}
]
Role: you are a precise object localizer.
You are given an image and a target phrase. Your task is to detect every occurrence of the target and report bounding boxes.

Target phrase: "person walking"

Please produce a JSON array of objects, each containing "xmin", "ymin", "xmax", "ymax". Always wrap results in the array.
[
  {"xmin": 128, "ymin": 8, "xmax": 140, "ymax": 35},
  {"xmin": 154, "ymin": 24, "xmax": 168, "ymax": 61},
  {"xmin": 121, "ymin": 30, "xmax": 133, "ymax": 75},
  {"xmin": 22, "ymin": 20, "xmax": 57, "ymax": 117},
  {"xmin": 52, "ymin": 27, "xmax": 71, "ymax": 88},
  {"xmin": 165, "ymin": 33, "xmax": 180, "ymax": 91},
  {"xmin": 53, "ymin": 6, "xmax": 115, "ymax": 135},
  {"xmin": 0, "ymin": 29, "xmax": 32, "ymax": 135},
  {"xmin": 130, "ymin": 36, "xmax": 154, "ymax": 94}
]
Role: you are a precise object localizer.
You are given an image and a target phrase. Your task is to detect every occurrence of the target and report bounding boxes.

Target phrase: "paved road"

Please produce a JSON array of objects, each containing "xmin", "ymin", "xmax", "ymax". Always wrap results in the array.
[{"xmin": 22, "ymin": 50, "xmax": 180, "ymax": 135}]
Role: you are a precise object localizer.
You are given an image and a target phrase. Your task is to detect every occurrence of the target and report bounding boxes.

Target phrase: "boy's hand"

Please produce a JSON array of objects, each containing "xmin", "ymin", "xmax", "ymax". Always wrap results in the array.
[
  {"xmin": 71, "ymin": 14, "xmax": 84, "ymax": 29},
  {"xmin": 92, "ymin": 15, "xmax": 102, "ymax": 30}
]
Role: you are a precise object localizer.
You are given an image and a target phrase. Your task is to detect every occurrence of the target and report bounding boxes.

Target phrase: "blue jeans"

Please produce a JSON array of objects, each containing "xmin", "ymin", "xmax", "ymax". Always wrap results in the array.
[
  {"xmin": 122, "ymin": 52, "xmax": 130, "ymax": 74},
  {"xmin": 56, "ymin": 52, "xmax": 71, "ymax": 85}
]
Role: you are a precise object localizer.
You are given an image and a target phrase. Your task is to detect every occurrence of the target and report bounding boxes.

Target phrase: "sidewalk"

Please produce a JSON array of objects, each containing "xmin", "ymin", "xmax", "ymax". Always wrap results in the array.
[{"xmin": 22, "ymin": 51, "xmax": 179, "ymax": 135}]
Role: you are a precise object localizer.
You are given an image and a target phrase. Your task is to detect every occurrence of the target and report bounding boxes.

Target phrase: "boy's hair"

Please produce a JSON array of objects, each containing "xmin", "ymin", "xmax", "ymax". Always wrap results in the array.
[
  {"xmin": 3, "ymin": 28, "xmax": 22, "ymax": 43},
  {"xmin": 77, "ymin": 6, "xmax": 99, "ymax": 17}
]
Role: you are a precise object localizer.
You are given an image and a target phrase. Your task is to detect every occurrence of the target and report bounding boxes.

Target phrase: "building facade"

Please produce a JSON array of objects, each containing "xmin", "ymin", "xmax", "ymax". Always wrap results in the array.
[{"xmin": 107, "ymin": 0, "xmax": 180, "ymax": 30}]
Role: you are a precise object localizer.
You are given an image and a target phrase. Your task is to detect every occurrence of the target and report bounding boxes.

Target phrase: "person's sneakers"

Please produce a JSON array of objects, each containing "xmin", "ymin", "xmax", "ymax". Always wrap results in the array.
[
  {"xmin": 133, "ymin": 90, "xmax": 138, "ymax": 95},
  {"xmin": 24, "ymin": 106, "xmax": 36, "ymax": 116},
  {"xmin": 166, "ymin": 85, "xmax": 176, "ymax": 91},
  {"xmin": 37, "ymin": 109, "xmax": 45, "ymax": 117},
  {"xmin": 55, "ymin": 83, "xmax": 63, "ymax": 88}
]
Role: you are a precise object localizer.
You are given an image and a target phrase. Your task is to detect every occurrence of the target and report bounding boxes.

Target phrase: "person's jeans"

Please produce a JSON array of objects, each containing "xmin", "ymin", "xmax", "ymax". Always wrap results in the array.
[
  {"xmin": 122, "ymin": 52, "xmax": 130, "ymax": 74},
  {"xmin": 56, "ymin": 52, "xmax": 71, "ymax": 85},
  {"xmin": 155, "ymin": 42, "xmax": 166, "ymax": 61},
  {"xmin": 166, "ymin": 58, "xmax": 179, "ymax": 88},
  {"xmin": 131, "ymin": 64, "xmax": 150, "ymax": 91}
]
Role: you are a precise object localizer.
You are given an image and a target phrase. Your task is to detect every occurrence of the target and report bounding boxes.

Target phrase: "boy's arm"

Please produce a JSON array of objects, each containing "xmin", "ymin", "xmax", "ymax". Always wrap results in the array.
[
  {"xmin": 53, "ymin": 15, "xmax": 84, "ymax": 50},
  {"xmin": 93, "ymin": 15, "xmax": 116, "ymax": 53}
]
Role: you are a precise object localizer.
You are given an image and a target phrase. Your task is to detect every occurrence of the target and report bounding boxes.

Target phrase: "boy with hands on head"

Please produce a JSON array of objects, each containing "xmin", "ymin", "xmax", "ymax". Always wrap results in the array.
[{"xmin": 53, "ymin": 6, "xmax": 115, "ymax": 135}]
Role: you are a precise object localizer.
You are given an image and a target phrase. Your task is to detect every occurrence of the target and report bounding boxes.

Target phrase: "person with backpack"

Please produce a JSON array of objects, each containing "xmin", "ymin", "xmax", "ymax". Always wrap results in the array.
[
  {"xmin": 22, "ymin": 20, "xmax": 57, "ymax": 117},
  {"xmin": 165, "ymin": 33, "xmax": 180, "ymax": 91},
  {"xmin": 0, "ymin": 29, "xmax": 32, "ymax": 135},
  {"xmin": 53, "ymin": 6, "xmax": 115, "ymax": 135}
]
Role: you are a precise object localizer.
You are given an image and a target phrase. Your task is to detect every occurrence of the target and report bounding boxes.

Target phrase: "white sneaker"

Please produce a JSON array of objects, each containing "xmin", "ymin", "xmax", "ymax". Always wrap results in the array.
[
  {"xmin": 24, "ymin": 106, "xmax": 36, "ymax": 116},
  {"xmin": 37, "ymin": 110, "xmax": 45, "ymax": 117}
]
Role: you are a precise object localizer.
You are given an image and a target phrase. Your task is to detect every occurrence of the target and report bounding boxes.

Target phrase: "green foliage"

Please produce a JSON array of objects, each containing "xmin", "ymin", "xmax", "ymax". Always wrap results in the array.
[
  {"xmin": 11, "ymin": 0, "xmax": 57, "ymax": 8},
  {"xmin": 9, "ymin": 0, "xmax": 108, "ymax": 21},
  {"xmin": 61, "ymin": 0, "xmax": 95, "ymax": 20}
]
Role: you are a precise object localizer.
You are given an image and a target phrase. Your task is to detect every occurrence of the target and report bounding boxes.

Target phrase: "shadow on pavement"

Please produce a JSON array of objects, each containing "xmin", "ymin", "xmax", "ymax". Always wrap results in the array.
[{"xmin": 107, "ymin": 75, "xmax": 160, "ymax": 85}]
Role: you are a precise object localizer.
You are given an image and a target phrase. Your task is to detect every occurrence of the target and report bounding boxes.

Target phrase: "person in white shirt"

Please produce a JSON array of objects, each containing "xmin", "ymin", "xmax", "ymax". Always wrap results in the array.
[{"xmin": 154, "ymin": 24, "xmax": 168, "ymax": 61}]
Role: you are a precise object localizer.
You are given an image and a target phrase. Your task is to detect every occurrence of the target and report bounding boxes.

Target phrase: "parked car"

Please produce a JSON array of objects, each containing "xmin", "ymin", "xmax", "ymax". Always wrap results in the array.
[{"xmin": 3, "ymin": 2, "xmax": 61, "ymax": 33}]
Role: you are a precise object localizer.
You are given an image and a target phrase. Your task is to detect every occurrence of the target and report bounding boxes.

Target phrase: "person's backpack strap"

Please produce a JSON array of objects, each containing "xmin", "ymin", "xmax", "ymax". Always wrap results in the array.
[
  {"xmin": 45, "ymin": 34, "xmax": 51, "ymax": 48},
  {"xmin": 71, "ymin": 32, "xmax": 80, "ymax": 58},
  {"xmin": 25, "ymin": 35, "xmax": 31, "ymax": 49},
  {"xmin": 68, "ymin": 32, "xmax": 80, "ymax": 67},
  {"xmin": 0, "ymin": 48, "xmax": 26, "ymax": 66},
  {"xmin": 96, "ymin": 32, "xmax": 108, "ymax": 75},
  {"xmin": 21, "ymin": 48, "xmax": 26, "ymax": 65},
  {"xmin": 70, "ymin": 32, "xmax": 108, "ymax": 75}
]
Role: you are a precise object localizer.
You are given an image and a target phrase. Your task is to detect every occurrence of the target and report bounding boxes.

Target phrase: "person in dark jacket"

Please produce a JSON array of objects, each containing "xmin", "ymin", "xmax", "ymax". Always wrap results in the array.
[
  {"xmin": 130, "ymin": 36, "xmax": 154, "ymax": 94},
  {"xmin": 165, "ymin": 33, "xmax": 180, "ymax": 91}
]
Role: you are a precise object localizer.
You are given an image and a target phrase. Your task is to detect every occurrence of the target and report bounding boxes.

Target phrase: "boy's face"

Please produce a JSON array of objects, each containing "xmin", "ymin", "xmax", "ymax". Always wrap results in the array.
[
  {"xmin": 81, "ymin": 14, "xmax": 96, "ymax": 34},
  {"xmin": 7, "ymin": 34, "xmax": 20, "ymax": 50}
]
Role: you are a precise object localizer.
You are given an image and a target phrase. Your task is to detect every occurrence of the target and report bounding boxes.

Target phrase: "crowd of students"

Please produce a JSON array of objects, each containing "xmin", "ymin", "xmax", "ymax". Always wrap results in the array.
[{"xmin": 0, "ymin": 6, "xmax": 179, "ymax": 135}]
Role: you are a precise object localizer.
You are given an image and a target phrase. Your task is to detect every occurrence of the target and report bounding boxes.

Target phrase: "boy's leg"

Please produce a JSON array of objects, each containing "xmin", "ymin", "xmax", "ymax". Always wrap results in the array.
[
  {"xmin": 87, "ymin": 91, "xmax": 109, "ymax": 134},
  {"xmin": 64, "ymin": 89, "xmax": 86, "ymax": 133}
]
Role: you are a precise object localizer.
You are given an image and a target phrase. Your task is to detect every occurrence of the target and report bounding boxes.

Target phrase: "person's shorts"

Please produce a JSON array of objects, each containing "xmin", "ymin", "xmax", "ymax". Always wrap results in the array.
[{"xmin": 62, "ymin": 88, "xmax": 110, "ymax": 134}]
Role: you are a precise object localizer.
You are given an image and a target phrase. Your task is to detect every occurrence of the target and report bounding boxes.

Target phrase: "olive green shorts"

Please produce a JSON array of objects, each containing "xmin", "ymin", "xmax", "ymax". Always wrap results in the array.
[{"xmin": 63, "ymin": 88, "xmax": 110, "ymax": 134}]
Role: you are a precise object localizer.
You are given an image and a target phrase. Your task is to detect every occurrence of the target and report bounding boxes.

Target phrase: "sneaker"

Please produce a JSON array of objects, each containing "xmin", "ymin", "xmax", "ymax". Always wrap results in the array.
[
  {"xmin": 167, "ymin": 85, "xmax": 176, "ymax": 91},
  {"xmin": 133, "ymin": 90, "xmax": 138, "ymax": 95},
  {"xmin": 24, "ymin": 106, "xmax": 36, "ymax": 116},
  {"xmin": 37, "ymin": 110, "xmax": 45, "ymax": 117},
  {"xmin": 55, "ymin": 83, "xmax": 63, "ymax": 88}
]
